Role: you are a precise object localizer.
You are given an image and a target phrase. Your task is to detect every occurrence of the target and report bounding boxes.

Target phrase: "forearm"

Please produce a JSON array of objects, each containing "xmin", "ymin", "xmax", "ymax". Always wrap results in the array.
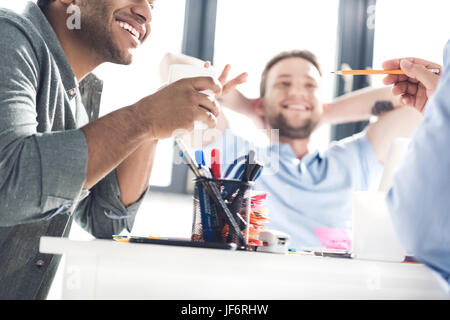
[
  {"xmin": 116, "ymin": 139, "xmax": 158, "ymax": 206},
  {"xmin": 366, "ymin": 106, "xmax": 423, "ymax": 163},
  {"xmin": 80, "ymin": 104, "xmax": 149, "ymax": 190},
  {"xmin": 219, "ymin": 89, "xmax": 251, "ymax": 114},
  {"xmin": 74, "ymin": 125, "xmax": 157, "ymax": 236},
  {"xmin": 219, "ymin": 90, "xmax": 266, "ymax": 129},
  {"xmin": 322, "ymin": 87, "xmax": 401, "ymax": 125}
]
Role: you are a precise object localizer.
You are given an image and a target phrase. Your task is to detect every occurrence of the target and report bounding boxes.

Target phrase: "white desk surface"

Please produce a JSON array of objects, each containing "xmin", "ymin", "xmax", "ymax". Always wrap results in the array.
[{"xmin": 40, "ymin": 236, "xmax": 449, "ymax": 300}]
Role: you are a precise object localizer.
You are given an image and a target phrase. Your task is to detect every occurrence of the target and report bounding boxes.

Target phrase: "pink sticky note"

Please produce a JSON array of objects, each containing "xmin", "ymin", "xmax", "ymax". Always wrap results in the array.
[{"xmin": 313, "ymin": 228, "xmax": 351, "ymax": 250}]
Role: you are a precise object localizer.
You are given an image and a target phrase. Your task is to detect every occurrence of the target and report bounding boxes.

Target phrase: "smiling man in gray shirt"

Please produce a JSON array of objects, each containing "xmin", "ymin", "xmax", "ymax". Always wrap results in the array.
[{"xmin": 0, "ymin": 0, "xmax": 225, "ymax": 299}]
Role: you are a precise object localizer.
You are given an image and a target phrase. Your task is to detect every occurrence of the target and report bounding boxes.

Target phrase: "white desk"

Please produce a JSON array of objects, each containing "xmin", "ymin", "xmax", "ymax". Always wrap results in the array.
[{"xmin": 40, "ymin": 236, "xmax": 449, "ymax": 300}]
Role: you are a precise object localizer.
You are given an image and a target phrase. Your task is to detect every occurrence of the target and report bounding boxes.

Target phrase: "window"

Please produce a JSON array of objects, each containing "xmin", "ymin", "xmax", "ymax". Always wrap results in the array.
[
  {"xmin": 372, "ymin": 0, "xmax": 450, "ymax": 89},
  {"xmin": 213, "ymin": 0, "xmax": 340, "ymax": 151}
]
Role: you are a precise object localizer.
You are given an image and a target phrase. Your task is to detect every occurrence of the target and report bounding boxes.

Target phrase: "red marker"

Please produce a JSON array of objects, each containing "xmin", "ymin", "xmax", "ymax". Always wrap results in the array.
[{"xmin": 211, "ymin": 149, "xmax": 221, "ymax": 180}]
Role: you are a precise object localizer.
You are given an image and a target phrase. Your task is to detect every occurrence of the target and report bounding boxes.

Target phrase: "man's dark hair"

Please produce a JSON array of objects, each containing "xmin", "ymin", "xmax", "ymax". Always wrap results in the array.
[
  {"xmin": 260, "ymin": 50, "xmax": 322, "ymax": 97},
  {"xmin": 37, "ymin": 0, "xmax": 56, "ymax": 12}
]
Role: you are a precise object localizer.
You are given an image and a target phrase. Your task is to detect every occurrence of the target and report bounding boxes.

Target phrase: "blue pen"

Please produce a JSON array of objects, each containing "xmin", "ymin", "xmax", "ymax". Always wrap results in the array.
[
  {"xmin": 175, "ymin": 139, "xmax": 244, "ymax": 244},
  {"xmin": 195, "ymin": 150, "xmax": 205, "ymax": 167},
  {"xmin": 195, "ymin": 150, "xmax": 214, "ymax": 242}
]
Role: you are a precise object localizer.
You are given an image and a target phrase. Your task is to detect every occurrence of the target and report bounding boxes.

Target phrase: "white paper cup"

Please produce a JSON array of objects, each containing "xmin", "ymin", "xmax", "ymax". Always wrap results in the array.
[
  {"xmin": 351, "ymin": 191, "xmax": 407, "ymax": 262},
  {"xmin": 378, "ymin": 138, "xmax": 410, "ymax": 192},
  {"xmin": 168, "ymin": 64, "xmax": 217, "ymax": 96}
]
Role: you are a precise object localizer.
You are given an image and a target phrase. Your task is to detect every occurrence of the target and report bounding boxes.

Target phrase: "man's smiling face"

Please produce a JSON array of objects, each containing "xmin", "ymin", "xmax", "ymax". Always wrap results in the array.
[
  {"xmin": 263, "ymin": 57, "xmax": 323, "ymax": 139},
  {"xmin": 75, "ymin": 0, "xmax": 154, "ymax": 65}
]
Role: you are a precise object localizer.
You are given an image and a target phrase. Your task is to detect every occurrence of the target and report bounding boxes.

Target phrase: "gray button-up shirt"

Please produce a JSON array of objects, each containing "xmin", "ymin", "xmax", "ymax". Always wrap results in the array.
[{"xmin": 0, "ymin": 2, "xmax": 146, "ymax": 299}]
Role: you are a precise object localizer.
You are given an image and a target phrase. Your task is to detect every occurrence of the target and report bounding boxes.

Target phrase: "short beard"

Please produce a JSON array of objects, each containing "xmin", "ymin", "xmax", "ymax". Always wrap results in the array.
[
  {"xmin": 267, "ymin": 113, "xmax": 317, "ymax": 139},
  {"xmin": 74, "ymin": 1, "xmax": 131, "ymax": 65}
]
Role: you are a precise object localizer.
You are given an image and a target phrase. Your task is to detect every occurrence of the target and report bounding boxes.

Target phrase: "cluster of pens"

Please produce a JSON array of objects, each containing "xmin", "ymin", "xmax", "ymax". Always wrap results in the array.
[{"xmin": 174, "ymin": 137, "xmax": 264, "ymax": 249}]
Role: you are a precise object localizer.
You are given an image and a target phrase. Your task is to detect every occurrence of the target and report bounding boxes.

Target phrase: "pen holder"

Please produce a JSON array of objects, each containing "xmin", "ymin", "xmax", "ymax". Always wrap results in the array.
[{"xmin": 192, "ymin": 178, "xmax": 254, "ymax": 249}]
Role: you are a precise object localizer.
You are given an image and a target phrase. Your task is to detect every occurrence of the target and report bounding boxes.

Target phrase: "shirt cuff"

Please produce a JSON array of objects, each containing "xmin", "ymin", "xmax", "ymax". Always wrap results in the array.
[
  {"xmin": 91, "ymin": 169, "xmax": 148, "ymax": 220},
  {"xmin": 34, "ymin": 129, "xmax": 88, "ymax": 213}
]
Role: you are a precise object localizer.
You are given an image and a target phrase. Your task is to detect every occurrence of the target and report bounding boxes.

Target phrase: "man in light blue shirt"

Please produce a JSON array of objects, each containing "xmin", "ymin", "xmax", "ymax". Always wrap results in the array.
[
  {"xmin": 384, "ymin": 41, "xmax": 450, "ymax": 285},
  {"xmin": 167, "ymin": 50, "xmax": 425, "ymax": 250},
  {"xmin": 211, "ymin": 127, "xmax": 383, "ymax": 249}
]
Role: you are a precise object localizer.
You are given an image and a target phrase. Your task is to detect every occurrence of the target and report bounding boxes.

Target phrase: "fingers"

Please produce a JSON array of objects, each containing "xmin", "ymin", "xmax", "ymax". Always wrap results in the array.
[
  {"xmin": 382, "ymin": 57, "xmax": 441, "ymax": 87},
  {"xmin": 407, "ymin": 57, "xmax": 441, "ymax": 70},
  {"xmin": 391, "ymin": 81, "xmax": 420, "ymax": 108},
  {"xmin": 222, "ymin": 72, "xmax": 248, "ymax": 95},
  {"xmin": 383, "ymin": 57, "xmax": 441, "ymax": 113},
  {"xmin": 172, "ymin": 77, "xmax": 221, "ymax": 116},
  {"xmin": 414, "ymin": 83, "xmax": 429, "ymax": 112},
  {"xmin": 391, "ymin": 81, "xmax": 418, "ymax": 96},
  {"xmin": 217, "ymin": 64, "xmax": 248, "ymax": 95},
  {"xmin": 382, "ymin": 57, "xmax": 441, "ymax": 71},
  {"xmin": 400, "ymin": 59, "xmax": 440, "ymax": 91},
  {"xmin": 400, "ymin": 94, "xmax": 414, "ymax": 106},
  {"xmin": 381, "ymin": 58, "xmax": 408, "ymax": 85},
  {"xmin": 188, "ymin": 95, "xmax": 219, "ymax": 130},
  {"xmin": 193, "ymin": 108, "xmax": 218, "ymax": 128},
  {"xmin": 383, "ymin": 73, "xmax": 410, "ymax": 85},
  {"xmin": 190, "ymin": 76, "xmax": 222, "ymax": 96},
  {"xmin": 163, "ymin": 77, "xmax": 222, "ymax": 131},
  {"xmin": 195, "ymin": 91, "xmax": 220, "ymax": 117},
  {"xmin": 218, "ymin": 64, "xmax": 231, "ymax": 84}
]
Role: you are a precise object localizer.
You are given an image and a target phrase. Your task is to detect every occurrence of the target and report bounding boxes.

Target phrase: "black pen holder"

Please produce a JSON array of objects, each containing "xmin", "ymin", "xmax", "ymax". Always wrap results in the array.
[{"xmin": 192, "ymin": 178, "xmax": 254, "ymax": 248}]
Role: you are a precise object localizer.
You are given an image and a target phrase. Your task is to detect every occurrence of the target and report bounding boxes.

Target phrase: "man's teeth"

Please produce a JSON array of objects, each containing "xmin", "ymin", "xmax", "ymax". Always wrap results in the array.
[
  {"xmin": 287, "ymin": 104, "xmax": 308, "ymax": 110},
  {"xmin": 119, "ymin": 21, "xmax": 140, "ymax": 40}
]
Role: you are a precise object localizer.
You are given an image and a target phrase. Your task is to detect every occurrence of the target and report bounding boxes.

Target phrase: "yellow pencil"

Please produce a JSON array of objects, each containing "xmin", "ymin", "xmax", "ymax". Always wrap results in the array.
[{"xmin": 332, "ymin": 69, "xmax": 440, "ymax": 75}]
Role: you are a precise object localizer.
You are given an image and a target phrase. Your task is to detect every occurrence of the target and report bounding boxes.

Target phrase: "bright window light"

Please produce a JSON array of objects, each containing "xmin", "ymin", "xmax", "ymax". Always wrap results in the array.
[
  {"xmin": 372, "ymin": 0, "xmax": 450, "ymax": 88},
  {"xmin": 213, "ymin": 0, "xmax": 340, "ymax": 152}
]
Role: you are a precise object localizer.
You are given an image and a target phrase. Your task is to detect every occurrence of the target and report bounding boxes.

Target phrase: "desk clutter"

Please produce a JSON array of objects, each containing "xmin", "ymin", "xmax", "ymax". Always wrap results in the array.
[
  {"xmin": 112, "ymin": 137, "xmax": 417, "ymax": 263},
  {"xmin": 113, "ymin": 138, "xmax": 270, "ymax": 251},
  {"xmin": 177, "ymin": 137, "xmax": 270, "ymax": 250}
]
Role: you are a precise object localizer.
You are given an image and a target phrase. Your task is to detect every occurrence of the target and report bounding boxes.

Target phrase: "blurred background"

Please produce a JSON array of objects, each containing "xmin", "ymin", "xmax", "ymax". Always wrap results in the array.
[{"xmin": 1, "ymin": 0, "xmax": 449, "ymax": 298}]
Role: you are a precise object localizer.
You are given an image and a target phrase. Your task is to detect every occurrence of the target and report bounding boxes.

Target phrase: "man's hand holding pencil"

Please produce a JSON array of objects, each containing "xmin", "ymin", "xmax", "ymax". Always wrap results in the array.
[{"xmin": 382, "ymin": 57, "xmax": 442, "ymax": 113}]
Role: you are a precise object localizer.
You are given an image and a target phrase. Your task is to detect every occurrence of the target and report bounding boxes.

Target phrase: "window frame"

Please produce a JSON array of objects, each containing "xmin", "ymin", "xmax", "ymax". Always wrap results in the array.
[{"xmin": 330, "ymin": 0, "xmax": 377, "ymax": 141}]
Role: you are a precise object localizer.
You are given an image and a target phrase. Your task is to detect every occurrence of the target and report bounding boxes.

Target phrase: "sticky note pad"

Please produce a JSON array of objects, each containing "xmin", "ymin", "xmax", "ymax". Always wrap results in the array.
[{"xmin": 313, "ymin": 228, "xmax": 351, "ymax": 250}]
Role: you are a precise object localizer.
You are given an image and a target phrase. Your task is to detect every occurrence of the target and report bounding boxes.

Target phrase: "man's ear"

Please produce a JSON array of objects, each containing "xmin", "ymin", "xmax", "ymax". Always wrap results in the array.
[{"xmin": 252, "ymin": 97, "xmax": 265, "ymax": 117}]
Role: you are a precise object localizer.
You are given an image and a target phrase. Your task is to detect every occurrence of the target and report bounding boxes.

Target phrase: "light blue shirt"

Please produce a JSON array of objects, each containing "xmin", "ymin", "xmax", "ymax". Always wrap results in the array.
[
  {"xmin": 203, "ymin": 128, "xmax": 383, "ymax": 249},
  {"xmin": 387, "ymin": 39, "xmax": 450, "ymax": 286}
]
